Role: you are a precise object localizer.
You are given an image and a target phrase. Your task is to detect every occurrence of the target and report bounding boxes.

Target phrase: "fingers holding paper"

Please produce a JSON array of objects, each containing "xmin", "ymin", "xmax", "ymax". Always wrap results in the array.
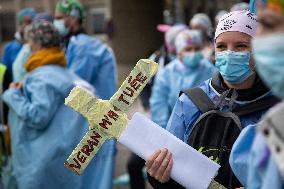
[{"xmin": 146, "ymin": 148, "xmax": 173, "ymax": 183}]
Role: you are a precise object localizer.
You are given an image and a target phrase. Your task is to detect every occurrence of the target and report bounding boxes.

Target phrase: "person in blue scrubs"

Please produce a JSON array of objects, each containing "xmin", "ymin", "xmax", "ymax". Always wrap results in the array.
[
  {"xmin": 2, "ymin": 8, "xmax": 37, "ymax": 78},
  {"xmin": 144, "ymin": 10, "xmax": 276, "ymax": 189},
  {"xmin": 150, "ymin": 29, "xmax": 215, "ymax": 129},
  {"xmin": 53, "ymin": 1, "xmax": 117, "ymax": 189},
  {"xmin": 54, "ymin": 0, "xmax": 117, "ymax": 100},
  {"xmin": 2, "ymin": 20, "xmax": 96, "ymax": 189},
  {"xmin": 230, "ymin": 1, "xmax": 284, "ymax": 188}
]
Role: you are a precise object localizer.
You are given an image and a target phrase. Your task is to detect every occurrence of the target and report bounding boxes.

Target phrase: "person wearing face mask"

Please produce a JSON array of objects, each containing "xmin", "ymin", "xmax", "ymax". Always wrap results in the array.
[
  {"xmin": 150, "ymin": 29, "xmax": 215, "ymax": 129},
  {"xmin": 54, "ymin": 0, "xmax": 117, "ymax": 100},
  {"xmin": 190, "ymin": 13, "xmax": 214, "ymax": 61},
  {"xmin": 229, "ymin": 1, "xmax": 284, "ymax": 188},
  {"xmin": 145, "ymin": 10, "xmax": 279, "ymax": 189},
  {"xmin": 140, "ymin": 24, "xmax": 187, "ymax": 115},
  {"xmin": 140, "ymin": 24, "xmax": 187, "ymax": 112},
  {"xmin": 2, "ymin": 21, "xmax": 96, "ymax": 189},
  {"xmin": 126, "ymin": 24, "xmax": 187, "ymax": 189},
  {"xmin": 1, "ymin": 8, "xmax": 37, "ymax": 79},
  {"xmin": 12, "ymin": 12, "xmax": 54, "ymax": 82},
  {"xmin": 54, "ymin": 1, "xmax": 117, "ymax": 189}
]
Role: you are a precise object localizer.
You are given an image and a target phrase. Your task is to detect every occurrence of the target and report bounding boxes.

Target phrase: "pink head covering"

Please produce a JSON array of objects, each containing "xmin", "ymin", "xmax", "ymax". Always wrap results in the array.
[
  {"xmin": 165, "ymin": 24, "xmax": 187, "ymax": 53},
  {"xmin": 175, "ymin": 30, "xmax": 203, "ymax": 54},
  {"xmin": 157, "ymin": 24, "xmax": 171, "ymax": 33},
  {"xmin": 215, "ymin": 10, "xmax": 258, "ymax": 41}
]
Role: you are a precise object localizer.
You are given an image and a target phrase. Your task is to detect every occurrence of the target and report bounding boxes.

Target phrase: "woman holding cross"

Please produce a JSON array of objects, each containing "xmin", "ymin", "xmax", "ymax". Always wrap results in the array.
[{"xmin": 146, "ymin": 10, "xmax": 279, "ymax": 189}]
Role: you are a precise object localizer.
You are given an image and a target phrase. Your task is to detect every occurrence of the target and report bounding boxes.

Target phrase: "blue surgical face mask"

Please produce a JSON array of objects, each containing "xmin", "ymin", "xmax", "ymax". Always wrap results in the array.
[
  {"xmin": 182, "ymin": 51, "xmax": 203, "ymax": 68},
  {"xmin": 252, "ymin": 33, "xmax": 284, "ymax": 99},
  {"xmin": 215, "ymin": 51, "xmax": 253, "ymax": 84},
  {"xmin": 54, "ymin": 19, "xmax": 70, "ymax": 37}
]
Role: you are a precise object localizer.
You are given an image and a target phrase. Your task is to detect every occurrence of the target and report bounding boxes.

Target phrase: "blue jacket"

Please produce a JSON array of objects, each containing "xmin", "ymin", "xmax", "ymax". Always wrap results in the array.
[
  {"xmin": 150, "ymin": 58, "xmax": 215, "ymax": 128},
  {"xmin": 166, "ymin": 77, "xmax": 270, "ymax": 143},
  {"xmin": 230, "ymin": 119, "xmax": 284, "ymax": 189},
  {"xmin": 2, "ymin": 65, "xmax": 114, "ymax": 189},
  {"xmin": 66, "ymin": 34, "xmax": 117, "ymax": 100},
  {"xmin": 2, "ymin": 40, "xmax": 22, "ymax": 75}
]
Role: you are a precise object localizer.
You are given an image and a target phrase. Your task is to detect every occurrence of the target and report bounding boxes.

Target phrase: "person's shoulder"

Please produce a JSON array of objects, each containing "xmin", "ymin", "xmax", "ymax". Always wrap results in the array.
[
  {"xmin": 163, "ymin": 59, "xmax": 180, "ymax": 71},
  {"xmin": 26, "ymin": 65, "xmax": 79, "ymax": 92},
  {"xmin": 28, "ymin": 65, "xmax": 67, "ymax": 80},
  {"xmin": 155, "ymin": 59, "xmax": 178, "ymax": 79},
  {"xmin": 4, "ymin": 40, "xmax": 20, "ymax": 50},
  {"xmin": 179, "ymin": 80, "xmax": 212, "ymax": 106},
  {"xmin": 73, "ymin": 34, "xmax": 112, "ymax": 54},
  {"xmin": 77, "ymin": 34, "xmax": 108, "ymax": 47},
  {"xmin": 200, "ymin": 58, "xmax": 215, "ymax": 69}
]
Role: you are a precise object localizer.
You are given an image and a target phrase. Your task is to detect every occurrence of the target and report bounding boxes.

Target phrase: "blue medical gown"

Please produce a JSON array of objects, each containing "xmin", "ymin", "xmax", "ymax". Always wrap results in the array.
[
  {"xmin": 150, "ymin": 59, "xmax": 215, "ymax": 128},
  {"xmin": 66, "ymin": 34, "xmax": 117, "ymax": 100},
  {"xmin": 2, "ymin": 65, "xmax": 114, "ymax": 189},
  {"xmin": 166, "ymin": 79, "xmax": 269, "ymax": 142},
  {"xmin": 230, "ymin": 124, "xmax": 284, "ymax": 189},
  {"xmin": 12, "ymin": 44, "xmax": 31, "ymax": 81},
  {"xmin": 2, "ymin": 40, "xmax": 22, "ymax": 76}
]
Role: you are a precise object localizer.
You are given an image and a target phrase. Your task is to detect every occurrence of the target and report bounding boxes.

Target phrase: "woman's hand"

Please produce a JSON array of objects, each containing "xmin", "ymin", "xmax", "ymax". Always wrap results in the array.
[
  {"xmin": 9, "ymin": 82, "xmax": 22, "ymax": 89},
  {"xmin": 145, "ymin": 148, "xmax": 173, "ymax": 183}
]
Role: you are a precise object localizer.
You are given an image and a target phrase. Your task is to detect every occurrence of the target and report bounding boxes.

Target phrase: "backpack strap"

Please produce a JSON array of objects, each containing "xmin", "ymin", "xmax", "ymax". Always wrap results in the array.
[
  {"xmin": 182, "ymin": 87, "xmax": 216, "ymax": 113},
  {"xmin": 233, "ymin": 96, "xmax": 280, "ymax": 117}
]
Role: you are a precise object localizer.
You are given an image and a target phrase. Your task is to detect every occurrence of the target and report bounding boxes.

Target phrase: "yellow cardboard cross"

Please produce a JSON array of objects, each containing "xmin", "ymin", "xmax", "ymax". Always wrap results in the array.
[{"xmin": 64, "ymin": 59, "xmax": 158, "ymax": 175}]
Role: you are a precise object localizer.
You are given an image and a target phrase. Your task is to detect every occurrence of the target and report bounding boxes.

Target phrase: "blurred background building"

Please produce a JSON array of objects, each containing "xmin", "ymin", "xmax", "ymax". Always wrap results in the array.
[{"xmin": 0, "ymin": 0, "xmax": 249, "ymax": 69}]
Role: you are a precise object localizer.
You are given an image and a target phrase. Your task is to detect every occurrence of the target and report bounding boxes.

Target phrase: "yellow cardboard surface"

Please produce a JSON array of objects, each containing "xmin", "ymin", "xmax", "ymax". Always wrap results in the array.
[
  {"xmin": 65, "ymin": 87, "xmax": 129, "ymax": 136},
  {"xmin": 110, "ymin": 59, "xmax": 158, "ymax": 112},
  {"xmin": 208, "ymin": 180, "xmax": 227, "ymax": 189},
  {"xmin": 64, "ymin": 59, "xmax": 158, "ymax": 175},
  {"xmin": 64, "ymin": 129, "xmax": 109, "ymax": 175}
]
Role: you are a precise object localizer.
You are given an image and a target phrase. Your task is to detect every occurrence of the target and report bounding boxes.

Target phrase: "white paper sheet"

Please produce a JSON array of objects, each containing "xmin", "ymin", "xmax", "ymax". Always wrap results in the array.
[{"xmin": 118, "ymin": 112, "xmax": 220, "ymax": 189}]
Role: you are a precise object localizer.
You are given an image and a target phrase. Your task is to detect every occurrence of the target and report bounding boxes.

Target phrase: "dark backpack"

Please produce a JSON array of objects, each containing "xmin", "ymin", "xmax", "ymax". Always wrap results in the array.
[{"xmin": 183, "ymin": 87, "xmax": 279, "ymax": 189}]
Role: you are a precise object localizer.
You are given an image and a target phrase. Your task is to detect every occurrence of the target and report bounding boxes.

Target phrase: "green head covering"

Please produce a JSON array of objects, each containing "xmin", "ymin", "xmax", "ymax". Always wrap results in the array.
[
  {"xmin": 56, "ymin": 0, "xmax": 85, "ymax": 20},
  {"xmin": 17, "ymin": 8, "xmax": 37, "ymax": 24}
]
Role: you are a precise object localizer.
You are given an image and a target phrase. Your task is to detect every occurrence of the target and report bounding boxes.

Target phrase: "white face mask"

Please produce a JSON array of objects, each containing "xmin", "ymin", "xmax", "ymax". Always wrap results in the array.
[{"xmin": 53, "ymin": 19, "xmax": 70, "ymax": 37}]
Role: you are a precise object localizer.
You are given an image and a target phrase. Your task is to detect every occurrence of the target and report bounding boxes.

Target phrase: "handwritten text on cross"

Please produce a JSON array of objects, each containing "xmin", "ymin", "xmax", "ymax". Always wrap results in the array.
[{"xmin": 64, "ymin": 59, "xmax": 158, "ymax": 175}]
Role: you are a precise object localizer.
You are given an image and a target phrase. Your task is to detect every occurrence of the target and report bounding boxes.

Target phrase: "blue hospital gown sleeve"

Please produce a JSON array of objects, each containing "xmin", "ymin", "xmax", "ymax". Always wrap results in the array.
[
  {"xmin": 67, "ymin": 46, "xmax": 95, "ymax": 83},
  {"xmin": 150, "ymin": 68, "xmax": 171, "ymax": 128},
  {"xmin": 2, "ymin": 76, "xmax": 62, "ymax": 130},
  {"xmin": 93, "ymin": 48, "xmax": 117, "ymax": 99}
]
